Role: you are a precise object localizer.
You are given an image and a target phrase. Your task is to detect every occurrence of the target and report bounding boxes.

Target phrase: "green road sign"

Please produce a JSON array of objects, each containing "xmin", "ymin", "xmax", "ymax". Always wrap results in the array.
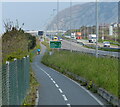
[{"xmin": 50, "ymin": 41, "xmax": 61, "ymax": 48}]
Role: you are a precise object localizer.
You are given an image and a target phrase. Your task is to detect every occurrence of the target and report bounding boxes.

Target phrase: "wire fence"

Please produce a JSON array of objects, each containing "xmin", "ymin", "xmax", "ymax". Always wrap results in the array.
[{"xmin": 1, "ymin": 56, "xmax": 30, "ymax": 105}]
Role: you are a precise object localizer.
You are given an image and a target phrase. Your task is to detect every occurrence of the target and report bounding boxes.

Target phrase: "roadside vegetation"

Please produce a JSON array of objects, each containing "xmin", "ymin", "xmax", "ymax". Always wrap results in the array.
[
  {"xmin": 41, "ymin": 38, "xmax": 52, "ymax": 51},
  {"xmin": 42, "ymin": 48, "xmax": 119, "ymax": 97},
  {"xmin": 23, "ymin": 66, "xmax": 39, "ymax": 105},
  {"xmin": 2, "ymin": 28, "xmax": 36, "ymax": 63},
  {"xmin": 2, "ymin": 22, "xmax": 40, "ymax": 105}
]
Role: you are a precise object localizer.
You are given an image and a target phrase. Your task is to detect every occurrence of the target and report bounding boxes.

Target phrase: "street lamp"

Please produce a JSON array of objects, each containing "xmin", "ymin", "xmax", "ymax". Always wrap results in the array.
[
  {"xmin": 57, "ymin": 0, "xmax": 59, "ymax": 34},
  {"xmin": 96, "ymin": 0, "xmax": 99, "ymax": 58},
  {"xmin": 70, "ymin": 0, "xmax": 72, "ymax": 52}
]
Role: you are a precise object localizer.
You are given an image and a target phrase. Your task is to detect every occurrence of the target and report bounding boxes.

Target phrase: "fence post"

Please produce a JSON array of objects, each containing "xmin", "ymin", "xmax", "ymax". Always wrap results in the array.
[
  {"xmin": 0, "ymin": 66, "xmax": 2, "ymax": 106},
  {"xmin": 23, "ymin": 57, "xmax": 26, "ymax": 98},
  {"xmin": 14, "ymin": 58, "xmax": 19, "ymax": 104},
  {"xmin": 6, "ymin": 61, "xmax": 10, "ymax": 105},
  {"xmin": 26, "ymin": 55, "xmax": 30, "ymax": 92}
]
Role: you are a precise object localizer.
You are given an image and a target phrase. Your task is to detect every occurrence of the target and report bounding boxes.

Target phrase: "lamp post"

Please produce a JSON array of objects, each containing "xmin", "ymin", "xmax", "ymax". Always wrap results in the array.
[
  {"xmin": 57, "ymin": 0, "xmax": 59, "ymax": 35},
  {"xmin": 70, "ymin": 0, "xmax": 72, "ymax": 52},
  {"xmin": 96, "ymin": 0, "xmax": 99, "ymax": 58}
]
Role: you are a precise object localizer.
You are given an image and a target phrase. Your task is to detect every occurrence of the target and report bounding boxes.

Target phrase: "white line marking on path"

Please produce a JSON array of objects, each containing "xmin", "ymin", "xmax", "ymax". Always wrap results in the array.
[
  {"xmin": 67, "ymin": 103, "xmax": 71, "ymax": 107},
  {"xmin": 55, "ymin": 84, "xmax": 59, "ymax": 88},
  {"xmin": 36, "ymin": 65, "xmax": 71, "ymax": 106},
  {"xmin": 50, "ymin": 78, "xmax": 53, "ymax": 81},
  {"xmin": 53, "ymin": 80, "xmax": 56, "ymax": 84},
  {"xmin": 61, "ymin": 73, "xmax": 104, "ymax": 105},
  {"xmin": 48, "ymin": 75, "xmax": 51, "ymax": 78},
  {"xmin": 58, "ymin": 88, "xmax": 63, "ymax": 93},
  {"xmin": 62, "ymin": 95, "xmax": 68, "ymax": 101},
  {"xmin": 49, "ymin": 67, "xmax": 104, "ymax": 106}
]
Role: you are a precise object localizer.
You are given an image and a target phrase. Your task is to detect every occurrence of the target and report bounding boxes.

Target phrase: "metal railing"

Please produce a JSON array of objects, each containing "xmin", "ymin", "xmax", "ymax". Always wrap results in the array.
[{"xmin": 1, "ymin": 56, "xmax": 30, "ymax": 105}]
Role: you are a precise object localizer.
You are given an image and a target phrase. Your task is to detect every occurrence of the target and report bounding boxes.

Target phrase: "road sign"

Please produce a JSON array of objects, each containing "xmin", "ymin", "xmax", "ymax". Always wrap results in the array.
[{"xmin": 50, "ymin": 41, "xmax": 61, "ymax": 48}]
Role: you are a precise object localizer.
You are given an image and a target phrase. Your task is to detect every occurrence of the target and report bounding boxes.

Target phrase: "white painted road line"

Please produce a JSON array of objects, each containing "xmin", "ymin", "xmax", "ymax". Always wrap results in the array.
[
  {"xmin": 50, "ymin": 78, "xmax": 53, "ymax": 81},
  {"xmin": 46, "ymin": 73, "xmax": 50, "ymax": 76},
  {"xmin": 58, "ymin": 88, "xmax": 63, "ymax": 93},
  {"xmin": 61, "ymin": 72, "xmax": 104, "ymax": 105},
  {"xmin": 62, "ymin": 95, "xmax": 68, "ymax": 101},
  {"xmin": 49, "ymin": 66, "xmax": 104, "ymax": 106},
  {"xmin": 48, "ymin": 75, "xmax": 51, "ymax": 78},
  {"xmin": 67, "ymin": 103, "xmax": 71, "ymax": 107},
  {"xmin": 55, "ymin": 84, "xmax": 59, "ymax": 88},
  {"xmin": 39, "ymin": 66, "xmax": 104, "ymax": 106},
  {"xmin": 53, "ymin": 80, "xmax": 56, "ymax": 84}
]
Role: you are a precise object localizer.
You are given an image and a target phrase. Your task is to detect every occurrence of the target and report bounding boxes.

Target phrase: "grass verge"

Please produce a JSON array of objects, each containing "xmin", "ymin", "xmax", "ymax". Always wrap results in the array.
[
  {"xmin": 41, "ymin": 38, "xmax": 52, "ymax": 51},
  {"xmin": 42, "ymin": 50, "xmax": 119, "ymax": 97},
  {"xmin": 23, "ymin": 66, "xmax": 39, "ymax": 105},
  {"xmin": 29, "ymin": 37, "xmax": 41, "ymax": 62}
]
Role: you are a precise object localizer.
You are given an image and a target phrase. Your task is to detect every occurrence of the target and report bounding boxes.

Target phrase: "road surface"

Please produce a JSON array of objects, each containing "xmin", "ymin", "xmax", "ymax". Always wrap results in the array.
[
  {"xmin": 61, "ymin": 40, "xmax": 119, "ymax": 58},
  {"xmin": 31, "ymin": 43, "xmax": 110, "ymax": 106},
  {"xmin": 45, "ymin": 36, "xmax": 119, "ymax": 58}
]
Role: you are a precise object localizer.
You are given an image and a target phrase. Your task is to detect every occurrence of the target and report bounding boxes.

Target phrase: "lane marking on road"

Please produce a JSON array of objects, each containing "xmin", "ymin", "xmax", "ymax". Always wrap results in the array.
[
  {"xmin": 47, "ymin": 73, "xmax": 50, "ymax": 76},
  {"xmin": 49, "ymin": 67, "xmax": 104, "ymax": 106},
  {"xmin": 48, "ymin": 75, "xmax": 51, "ymax": 78},
  {"xmin": 55, "ymin": 84, "xmax": 59, "ymax": 88},
  {"xmin": 50, "ymin": 78, "xmax": 53, "ymax": 81},
  {"xmin": 53, "ymin": 80, "xmax": 56, "ymax": 84},
  {"xmin": 38, "ymin": 66, "xmax": 71, "ymax": 106},
  {"xmin": 67, "ymin": 103, "xmax": 71, "ymax": 107},
  {"xmin": 58, "ymin": 88, "xmax": 63, "ymax": 93},
  {"xmin": 62, "ymin": 95, "xmax": 68, "ymax": 101},
  {"xmin": 61, "ymin": 73, "xmax": 104, "ymax": 105}
]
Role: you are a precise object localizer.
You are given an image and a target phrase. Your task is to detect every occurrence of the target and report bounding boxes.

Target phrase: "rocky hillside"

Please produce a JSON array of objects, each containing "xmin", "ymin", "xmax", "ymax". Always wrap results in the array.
[{"xmin": 47, "ymin": 2, "xmax": 118, "ymax": 31}]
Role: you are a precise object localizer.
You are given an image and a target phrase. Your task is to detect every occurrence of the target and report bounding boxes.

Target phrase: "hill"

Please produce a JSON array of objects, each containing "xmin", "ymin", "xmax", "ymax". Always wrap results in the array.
[{"xmin": 47, "ymin": 2, "xmax": 118, "ymax": 31}]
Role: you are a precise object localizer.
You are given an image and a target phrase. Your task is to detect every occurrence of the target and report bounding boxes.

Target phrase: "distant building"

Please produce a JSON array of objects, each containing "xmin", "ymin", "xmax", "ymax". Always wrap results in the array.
[
  {"xmin": 25, "ymin": 30, "xmax": 38, "ymax": 36},
  {"xmin": 109, "ymin": 26, "xmax": 113, "ymax": 36},
  {"xmin": 111, "ymin": 23, "xmax": 118, "ymax": 27}
]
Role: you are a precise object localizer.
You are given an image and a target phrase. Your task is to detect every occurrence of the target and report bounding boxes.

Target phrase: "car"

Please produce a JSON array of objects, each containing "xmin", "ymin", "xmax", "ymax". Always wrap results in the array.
[
  {"xmin": 58, "ymin": 37, "xmax": 63, "ymax": 41},
  {"xmin": 53, "ymin": 36, "xmax": 58, "ymax": 41},
  {"xmin": 59, "ymin": 38, "xmax": 63, "ymax": 41},
  {"xmin": 103, "ymin": 41, "xmax": 110, "ymax": 47}
]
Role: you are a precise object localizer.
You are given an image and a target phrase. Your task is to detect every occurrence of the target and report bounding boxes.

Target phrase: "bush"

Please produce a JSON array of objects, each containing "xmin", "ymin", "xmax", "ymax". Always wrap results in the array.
[{"xmin": 2, "ymin": 29, "xmax": 36, "ymax": 63}]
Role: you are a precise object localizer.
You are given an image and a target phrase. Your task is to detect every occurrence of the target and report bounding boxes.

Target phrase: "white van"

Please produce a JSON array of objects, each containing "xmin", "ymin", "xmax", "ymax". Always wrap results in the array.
[{"xmin": 88, "ymin": 34, "xmax": 97, "ymax": 43}]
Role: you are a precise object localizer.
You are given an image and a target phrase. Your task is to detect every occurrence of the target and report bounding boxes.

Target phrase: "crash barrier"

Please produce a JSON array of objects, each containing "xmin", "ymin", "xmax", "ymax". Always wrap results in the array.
[
  {"xmin": 50, "ymin": 64, "xmax": 119, "ymax": 106},
  {"xmin": 84, "ymin": 44, "xmax": 120, "ymax": 52},
  {"xmin": 59, "ymin": 48, "xmax": 119, "ymax": 59},
  {"xmin": 1, "ymin": 56, "xmax": 30, "ymax": 105},
  {"xmin": 66, "ymin": 39, "xmax": 119, "ymax": 59}
]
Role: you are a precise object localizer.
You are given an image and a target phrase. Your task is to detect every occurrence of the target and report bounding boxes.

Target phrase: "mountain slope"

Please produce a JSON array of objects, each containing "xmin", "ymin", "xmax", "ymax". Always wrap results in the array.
[{"xmin": 47, "ymin": 2, "xmax": 118, "ymax": 31}]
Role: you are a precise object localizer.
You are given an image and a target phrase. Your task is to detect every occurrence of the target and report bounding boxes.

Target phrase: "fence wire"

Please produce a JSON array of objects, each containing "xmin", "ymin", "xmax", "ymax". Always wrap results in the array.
[{"xmin": 1, "ymin": 56, "xmax": 30, "ymax": 105}]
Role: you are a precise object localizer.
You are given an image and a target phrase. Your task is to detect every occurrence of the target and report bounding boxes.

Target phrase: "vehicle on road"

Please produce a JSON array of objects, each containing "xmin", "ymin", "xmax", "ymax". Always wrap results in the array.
[
  {"xmin": 88, "ymin": 34, "xmax": 96, "ymax": 43},
  {"xmin": 103, "ymin": 41, "xmax": 110, "ymax": 47},
  {"xmin": 58, "ymin": 37, "xmax": 63, "ymax": 41},
  {"xmin": 53, "ymin": 36, "xmax": 58, "ymax": 41}
]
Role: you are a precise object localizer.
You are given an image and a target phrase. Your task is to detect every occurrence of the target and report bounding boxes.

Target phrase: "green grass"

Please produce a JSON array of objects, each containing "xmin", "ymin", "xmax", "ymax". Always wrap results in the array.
[
  {"xmin": 42, "ymin": 50, "xmax": 119, "ymax": 97},
  {"xmin": 23, "ymin": 66, "xmax": 39, "ymax": 105},
  {"xmin": 29, "ymin": 38, "xmax": 41, "ymax": 62},
  {"xmin": 41, "ymin": 39, "xmax": 52, "ymax": 51}
]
